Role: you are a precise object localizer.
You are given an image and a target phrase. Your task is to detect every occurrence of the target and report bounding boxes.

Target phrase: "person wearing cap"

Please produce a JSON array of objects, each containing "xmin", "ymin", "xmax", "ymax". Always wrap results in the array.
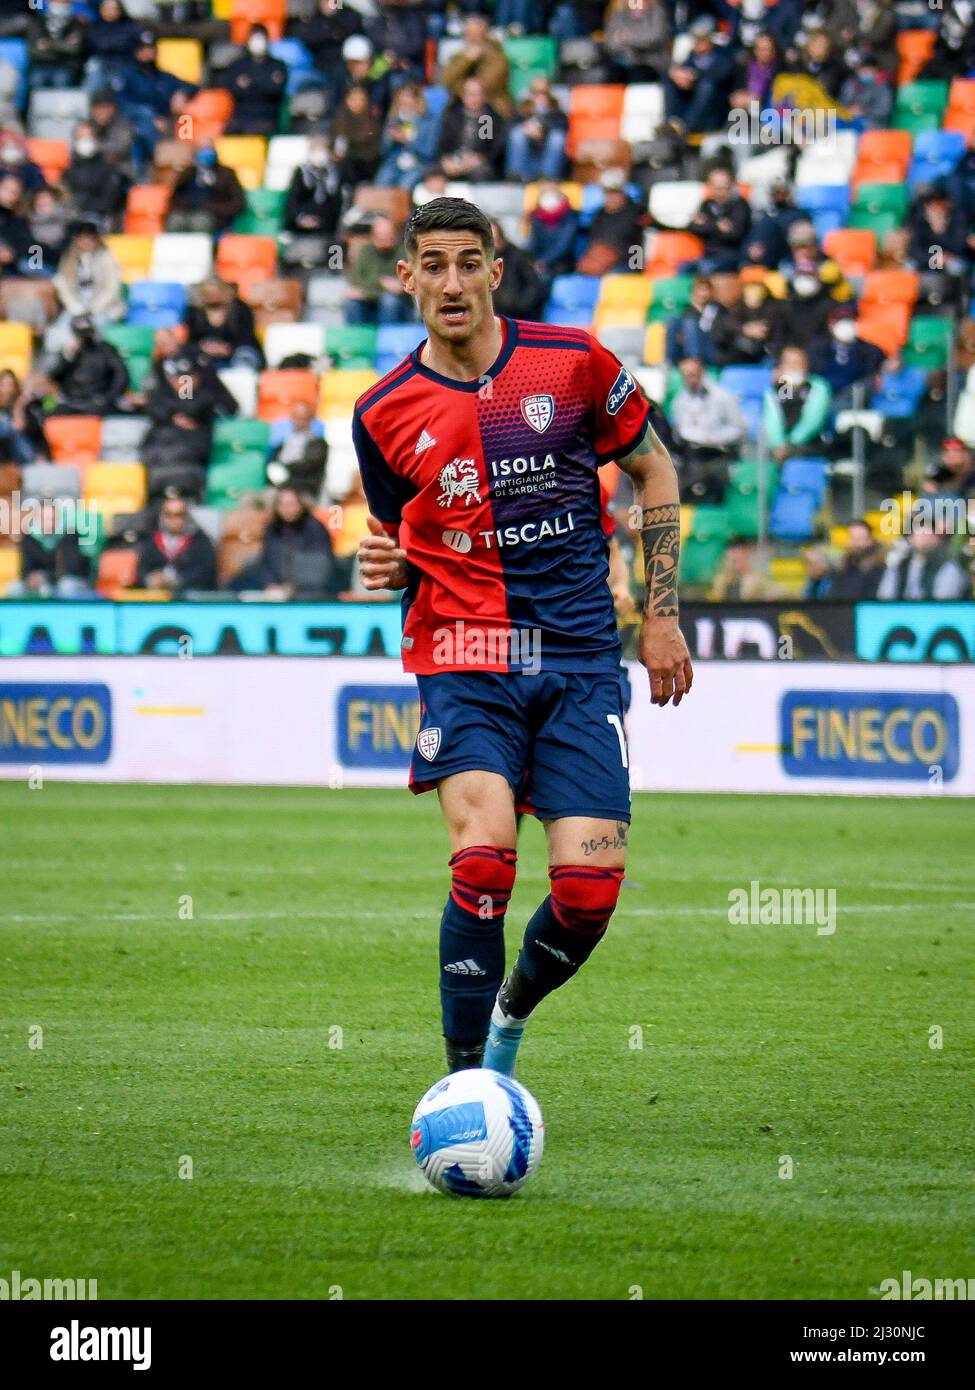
[
  {"xmin": 838, "ymin": 51, "xmax": 894, "ymax": 130},
  {"xmin": 663, "ymin": 17, "xmax": 735, "ymax": 134},
  {"xmin": 436, "ymin": 76, "xmax": 507, "ymax": 182},
  {"xmin": 183, "ymin": 276, "xmax": 265, "ymax": 373},
  {"xmin": 921, "ymin": 439, "xmax": 975, "ymax": 504},
  {"xmin": 578, "ymin": 170, "xmax": 645, "ymax": 275},
  {"xmin": 82, "ymin": 0, "xmax": 142, "ymax": 90},
  {"xmin": 167, "ymin": 143, "xmax": 245, "ymax": 235},
  {"xmin": 141, "ymin": 348, "xmax": 238, "ymax": 487},
  {"xmin": 441, "ymin": 14, "xmax": 512, "ymax": 117},
  {"xmin": 46, "ymin": 314, "xmax": 129, "ymax": 418},
  {"xmin": 907, "ymin": 185, "xmax": 974, "ymax": 278},
  {"xmin": 877, "ymin": 511, "xmax": 971, "ymax": 602},
  {"xmin": 218, "ymin": 25, "xmax": 288, "ymax": 137},
  {"xmin": 62, "ymin": 121, "xmax": 125, "ymax": 228},
  {"xmin": 27, "ymin": 0, "xmax": 87, "ymax": 92},
  {"xmin": 336, "ymin": 34, "xmax": 390, "ymax": 115},
  {"xmin": 112, "ymin": 29, "xmax": 198, "ymax": 164},
  {"xmin": 89, "ymin": 89, "xmax": 137, "ymax": 183},
  {"xmin": 48, "ymin": 222, "xmax": 124, "ymax": 354},
  {"xmin": 688, "ymin": 165, "xmax": 751, "ymax": 273}
]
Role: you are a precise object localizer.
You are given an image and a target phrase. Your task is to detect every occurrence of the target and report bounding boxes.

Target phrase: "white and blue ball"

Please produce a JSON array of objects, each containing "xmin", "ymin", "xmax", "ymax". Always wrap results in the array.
[{"xmin": 410, "ymin": 1069, "xmax": 544, "ymax": 1198}]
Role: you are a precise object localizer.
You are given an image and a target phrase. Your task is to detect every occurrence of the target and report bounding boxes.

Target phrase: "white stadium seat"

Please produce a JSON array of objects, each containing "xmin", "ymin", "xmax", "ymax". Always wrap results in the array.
[
  {"xmin": 795, "ymin": 131, "xmax": 859, "ymax": 186},
  {"xmin": 263, "ymin": 135, "xmax": 310, "ymax": 191},
  {"xmin": 263, "ymin": 322, "xmax": 326, "ymax": 368},
  {"xmin": 218, "ymin": 367, "xmax": 259, "ymax": 417},
  {"xmin": 149, "ymin": 234, "xmax": 213, "ymax": 285},
  {"xmin": 952, "ymin": 391, "xmax": 975, "ymax": 446},
  {"xmin": 621, "ymin": 83, "xmax": 665, "ymax": 143},
  {"xmin": 648, "ymin": 180, "xmax": 703, "ymax": 229}
]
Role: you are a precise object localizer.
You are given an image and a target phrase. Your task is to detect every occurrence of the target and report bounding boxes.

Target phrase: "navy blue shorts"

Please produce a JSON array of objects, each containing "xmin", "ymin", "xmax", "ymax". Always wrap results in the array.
[{"xmin": 410, "ymin": 670, "xmax": 631, "ymax": 822}]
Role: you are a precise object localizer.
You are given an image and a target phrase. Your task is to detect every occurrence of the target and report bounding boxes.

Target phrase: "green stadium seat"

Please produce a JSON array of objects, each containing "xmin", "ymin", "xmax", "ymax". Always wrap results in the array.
[
  {"xmin": 852, "ymin": 183, "xmax": 910, "ymax": 217},
  {"xmin": 892, "ymin": 81, "xmax": 950, "ymax": 133},
  {"xmin": 647, "ymin": 275, "xmax": 694, "ymax": 322},
  {"xmin": 324, "ymin": 324, "xmax": 378, "ymax": 370},
  {"xmin": 205, "ymin": 453, "xmax": 268, "ymax": 508},
  {"xmin": 211, "ymin": 418, "xmax": 271, "ymax": 462},
  {"xmin": 504, "ymin": 35, "xmax": 558, "ymax": 97},
  {"xmin": 101, "ymin": 324, "xmax": 157, "ymax": 391},
  {"xmin": 125, "ymin": 354, "xmax": 153, "ymax": 392},
  {"xmin": 78, "ymin": 509, "xmax": 106, "ymax": 558},
  {"xmin": 235, "ymin": 187, "xmax": 287, "ymax": 236},
  {"xmin": 680, "ymin": 534, "xmax": 726, "ymax": 586},
  {"xmin": 846, "ymin": 208, "xmax": 901, "ymax": 241},
  {"xmin": 690, "ymin": 504, "xmax": 731, "ymax": 543},
  {"xmin": 901, "ymin": 316, "xmax": 953, "ymax": 369}
]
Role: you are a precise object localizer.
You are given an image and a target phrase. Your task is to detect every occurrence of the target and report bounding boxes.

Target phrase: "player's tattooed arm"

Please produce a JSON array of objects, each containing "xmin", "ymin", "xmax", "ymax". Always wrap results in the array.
[{"xmin": 614, "ymin": 421, "xmax": 694, "ymax": 707}]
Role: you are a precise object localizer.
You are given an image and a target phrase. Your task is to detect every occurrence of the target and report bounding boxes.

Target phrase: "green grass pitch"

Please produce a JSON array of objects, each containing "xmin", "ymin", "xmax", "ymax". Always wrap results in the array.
[{"xmin": 2, "ymin": 782, "xmax": 973, "ymax": 1300}]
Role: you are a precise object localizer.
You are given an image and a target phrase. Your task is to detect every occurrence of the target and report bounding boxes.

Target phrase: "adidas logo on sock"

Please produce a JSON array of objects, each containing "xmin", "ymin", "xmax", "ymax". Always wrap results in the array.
[
  {"xmin": 414, "ymin": 428, "xmax": 437, "ymax": 455},
  {"xmin": 444, "ymin": 958, "xmax": 485, "ymax": 975},
  {"xmin": 537, "ymin": 939, "xmax": 571, "ymax": 965}
]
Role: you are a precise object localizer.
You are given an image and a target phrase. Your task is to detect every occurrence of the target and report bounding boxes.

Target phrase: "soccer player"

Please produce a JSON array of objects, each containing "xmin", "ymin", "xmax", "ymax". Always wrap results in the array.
[{"xmin": 353, "ymin": 197, "xmax": 693, "ymax": 1077}]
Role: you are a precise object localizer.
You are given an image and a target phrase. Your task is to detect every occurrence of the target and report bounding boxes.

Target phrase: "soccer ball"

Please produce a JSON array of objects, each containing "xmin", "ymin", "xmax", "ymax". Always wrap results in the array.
[{"xmin": 409, "ymin": 1069, "xmax": 545, "ymax": 1198}]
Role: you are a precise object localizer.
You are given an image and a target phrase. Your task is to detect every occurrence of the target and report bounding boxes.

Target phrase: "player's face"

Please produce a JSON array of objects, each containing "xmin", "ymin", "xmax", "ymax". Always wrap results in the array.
[{"xmin": 399, "ymin": 231, "xmax": 503, "ymax": 347}]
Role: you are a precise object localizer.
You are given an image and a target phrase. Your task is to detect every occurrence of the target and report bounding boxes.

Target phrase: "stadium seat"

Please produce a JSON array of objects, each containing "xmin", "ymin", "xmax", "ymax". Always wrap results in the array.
[
  {"xmin": 794, "ymin": 132, "xmax": 858, "ymax": 187},
  {"xmin": 270, "ymin": 38, "xmax": 316, "ymax": 96},
  {"xmin": 21, "ymin": 462, "xmax": 81, "ymax": 501},
  {"xmin": 25, "ymin": 138, "xmax": 70, "ymax": 187},
  {"xmin": 779, "ymin": 457, "xmax": 829, "ymax": 502},
  {"xmin": 620, "ymin": 83, "xmax": 665, "ymax": 142},
  {"xmin": 211, "ymin": 418, "xmax": 271, "ymax": 461},
  {"xmin": 156, "ymin": 38, "xmax": 203, "ymax": 84},
  {"xmin": 44, "ymin": 416, "xmax": 102, "ymax": 465},
  {"xmin": 216, "ymin": 235, "xmax": 278, "ymax": 295},
  {"xmin": 263, "ymin": 135, "xmax": 310, "ymax": 191},
  {"xmin": 860, "ymin": 270, "xmax": 919, "ymax": 311},
  {"xmin": 375, "ymin": 323, "xmax": 425, "ymax": 366},
  {"xmin": 852, "ymin": 182, "xmax": 910, "ymax": 218},
  {"xmin": 100, "ymin": 415, "xmax": 149, "ymax": 461},
  {"xmin": 353, "ymin": 186, "xmax": 411, "ymax": 226},
  {"xmin": 680, "ymin": 505, "xmax": 730, "ymax": 586},
  {"xmin": 125, "ymin": 185, "xmax": 171, "ymax": 238},
  {"xmin": 822, "ymin": 228, "xmax": 877, "ymax": 278},
  {"xmin": 892, "ymin": 80, "xmax": 949, "ymax": 134},
  {"xmin": 263, "ymin": 322, "xmax": 325, "ymax": 368},
  {"xmin": 644, "ymin": 231, "xmax": 704, "ymax": 277},
  {"xmin": 647, "ymin": 275, "xmax": 694, "ymax": 321},
  {"xmin": 0, "ymin": 278, "xmax": 57, "ymax": 332},
  {"xmin": 566, "ymin": 85, "xmax": 625, "ymax": 156},
  {"xmin": 902, "ymin": 316, "xmax": 953, "ymax": 369},
  {"xmin": 0, "ymin": 543, "xmax": 21, "ymax": 594},
  {"xmin": 953, "ymin": 391, "xmax": 975, "ymax": 446},
  {"xmin": 126, "ymin": 281, "xmax": 187, "ymax": 327},
  {"xmin": 206, "ymin": 454, "xmax": 267, "ymax": 508},
  {"xmin": 101, "ymin": 324, "xmax": 157, "ymax": 389},
  {"xmin": 27, "ymin": 88, "xmax": 88, "ymax": 144},
  {"xmin": 104, "ymin": 235, "xmax": 154, "ymax": 284},
  {"xmin": 599, "ymin": 275, "xmax": 653, "ymax": 313},
  {"xmin": 641, "ymin": 321, "xmax": 666, "ymax": 365},
  {"xmin": 182, "ymin": 89, "xmax": 235, "ymax": 143},
  {"xmin": 596, "ymin": 325, "xmax": 644, "ymax": 365},
  {"xmin": 230, "ymin": 0, "xmax": 286, "ymax": 44},
  {"xmin": 547, "ymin": 274, "xmax": 601, "ymax": 316},
  {"xmin": 572, "ymin": 138, "xmax": 632, "ymax": 183},
  {"xmin": 0, "ymin": 38, "xmax": 28, "ymax": 110},
  {"xmin": 246, "ymin": 277, "xmax": 304, "ymax": 330},
  {"xmin": 149, "ymin": 234, "xmax": 214, "ymax": 286},
  {"xmin": 216, "ymin": 136, "xmax": 268, "ymax": 191},
  {"xmin": 769, "ymin": 488, "xmax": 818, "ymax": 541},
  {"xmin": 908, "ymin": 130, "xmax": 966, "ymax": 187},
  {"xmin": 83, "ymin": 462, "xmax": 146, "ymax": 512},
  {"xmin": 96, "ymin": 547, "xmax": 139, "ymax": 596},
  {"xmin": 234, "ymin": 188, "xmax": 287, "ymax": 236},
  {"xmin": 647, "ymin": 180, "xmax": 703, "ymax": 230},
  {"xmin": 725, "ymin": 459, "xmax": 770, "ymax": 539},
  {"xmin": 258, "ymin": 369, "xmax": 318, "ymax": 420},
  {"xmin": 323, "ymin": 324, "xmax": 378, "ymax": 370},
  {"xmin": 318, "ymin": 369, "xmax": 377, "ymax": 418},
  {"xmin": 0, "ymin": 321, "xmax": 32, "ymax": 378},
  {"xmin": 896, "ymin": 30, "xmax": 938, "ymax": 87},
  {"xmin": 856, "ymin": 303, "xmax": 912, "ymax": 355},
  {"xmin": 218, "ymin": 367, "xmax": 259, "ymax": 417},
  {"xmin": 504, "ymin": 35, "xmax": 558, "ymax": 98},
  {"xmin": 870, "ymin": 368, "xmax": 928, "ymax": 418},
  {"xmin": 798, "ymin": 184, "xmax": 851, "ymax": 241}
]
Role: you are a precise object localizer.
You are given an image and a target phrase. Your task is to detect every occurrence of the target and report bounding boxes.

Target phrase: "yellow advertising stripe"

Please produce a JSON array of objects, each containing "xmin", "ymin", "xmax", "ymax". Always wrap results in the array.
[{"xmin": 135, "ymin": 707, "xmax": 206, "ymax": 717}]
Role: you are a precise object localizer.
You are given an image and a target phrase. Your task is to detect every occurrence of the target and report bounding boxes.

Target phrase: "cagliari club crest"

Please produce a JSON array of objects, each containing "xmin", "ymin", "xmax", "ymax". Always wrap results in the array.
[
  {"xmin": 417, "ymin": 727, "xmax": 441, "ymax": 761},
  {"xmin": 520, "ymin": 393, "xmax": 555, "ymax": 433}
]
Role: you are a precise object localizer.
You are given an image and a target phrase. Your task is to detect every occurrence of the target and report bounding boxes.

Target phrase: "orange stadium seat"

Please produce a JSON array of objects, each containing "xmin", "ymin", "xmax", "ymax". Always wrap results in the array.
[
  {"xmin": 644, "ymin": 231, "xmax": 704, "ymax": 277},
  {"xmin": 353, "ymin": 186, "xmax": 412, "ymax": 226},
  {"xmin": 257, "ymin": 369, "xmax": 318, "ymax": 420},
  {"xmin": 946, "ymin": 78, "xmax": 975, "ymax": 114},
  {"xmin": 124, "ymin": 185, "xmax": 171, "ymax": 237},
  {"xmin": 896, "ymin": 29, "xmax": 937, "ymax": 87},
  {"xmin": 856, "ymin": 303, "xmax": 912, "ymax": 354},
  {"xmin": 861, "ymin": 269, "xmax": 920, "ymax": 310},
  {"xmin": 44, "ymin": 415, "xmax": 102, "ymax": 464},
  {"xmin": 182, "ymin": 89, "xmax": 235, "ymax": 143},
  {"xmin": 246, "ymin": 278, "xmax": 304, "ymax": 330},
  {"xmin": 823, "ymin": 228, "xmax": 877, "ymax": 278},
  {"xmin": 566, "ymin": 85, "xmax": 625, "ymax": 157},
  {"xmin": 96, "ymin": 548, "xmax": 139, "ymax": 597},
  {"xmin": 230, "ymin": 0, "xmax": 286, "ymax": 44},
  {"xmin": 26, "ymin": 138, "xmax": 70, "ymax": 185},
  {"xmin": 572, "ymin": 138, "xmax": 632, "ymax": 183},
  {"xmin": 216, "ymin": 234, "xmax": 278, "ymax": 295},
  {"xmin": 855, "ymin": 129, "xmax": 912, "ymax": 174}
]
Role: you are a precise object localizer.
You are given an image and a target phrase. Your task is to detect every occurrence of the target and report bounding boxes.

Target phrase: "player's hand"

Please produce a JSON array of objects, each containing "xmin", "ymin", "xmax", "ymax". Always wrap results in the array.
[
  {"xmin": 640, "ymin": 616, "xmax": 693, "ymax": 708},
  {"xmin": 359, "ymin": 514, "xmax": 409, "ymax": 591}
]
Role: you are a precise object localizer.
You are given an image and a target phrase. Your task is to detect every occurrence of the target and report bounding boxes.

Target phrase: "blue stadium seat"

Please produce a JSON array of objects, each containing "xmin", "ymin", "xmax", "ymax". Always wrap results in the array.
[
  {"xmin": 810, "ymin": 208, "xmax": 846, "ymax": 241},
  {"xmin": 126, "ymin": 281, "xmax": 188, "ymax": 327},
  {"xmin": 769, "ymin": 489, "xmax": 818, "ymax": 540},
  {"xmin": 376, "ymin": 323, "xmax": 426, "ymax": 362},
  {"xmin": 719, "ymin": 365, "xmax": 773, "ymax": 402},
  {"xmin": 869, "ymin": 367, "xmax": 928, "ymax": 418},
  {"xmin": 779, "ymin": 457, "xmax": 829, "ymax": 501},
  {"xmin": 547, "ymin": 274, "xmax": 601, "ymax": 314},
  {"xmin": 796, "ymin": 185, "xmax": 850, "ymax": 217},
  {"xmin": 0, "ymin": 39, "xmax": 28, "ymax": 109},
  {"xmin": 907, "ymin": 130, "xmax": 966, "ymax": 187},
  {"xmin": 267, "ymin": 416, "xmax": 324, "ymax": 451},
  {"xmin": 270, "ymin": 39, "xmax": 317, "ymax": 95},
  {"xmin": 424, "ymin": 86, "xmax": 450, "ymax": 119}
]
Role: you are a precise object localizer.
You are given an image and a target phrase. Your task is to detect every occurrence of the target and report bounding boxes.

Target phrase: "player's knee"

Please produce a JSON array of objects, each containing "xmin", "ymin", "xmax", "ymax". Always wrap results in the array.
[
  {"xmin": 449, "ymin": 845, "xmax": 517, "ymax": 921},
  {"xmin": 549, "ymin": 864, "xmax": 624, "ymax": 936}
]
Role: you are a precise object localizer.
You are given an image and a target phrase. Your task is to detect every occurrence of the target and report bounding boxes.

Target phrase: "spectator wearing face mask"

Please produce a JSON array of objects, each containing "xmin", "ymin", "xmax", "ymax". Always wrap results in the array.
[
  {"xmin": 27, "ymin": 0, "xmax": 87, "ymax": 91},
  {"xmin": 763, "ymin": 345, "xmax": 832, "ymax": 464},
  {"xmin": 838, "ymin": 51, "xmax": 893, "ymax": 130},
  {"xmin": 219, "ymin": 25, "xmax": 288, "ymax": 137},
  {"xmin": 184, "ymin": 276, "xmax": 265, "ymax": 373},
  {"xmin": 528, "ymin": 182, "xmax": 579, "ymax": 281},
  {"xmin": 809, "ymin": 311, "xmax": 885, "ymax": 401},
  {"xmin": 167, "ymin": 144, "xmax": 245, "ymax": 234},
  {"xmin": 0, "ymin": 134, "xmax": 45, "ymax": 195},
  {"xmin": 778, "ymin": 267, "xmax": 835, "ymax": 353},
  {"xmin": 283, "ymin": 137, "xmax": 344, "ymax": 245},
  {"xmin": 135, "ymin": 496, "xmax": 218, "ymax": 594},
  {"xmin": 62, "ymin": 122, "xmax": 125, "ymax": 228}
]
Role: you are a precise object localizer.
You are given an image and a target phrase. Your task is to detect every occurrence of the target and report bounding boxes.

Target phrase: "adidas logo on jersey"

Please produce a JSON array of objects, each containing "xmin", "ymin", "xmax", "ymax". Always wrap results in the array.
[
  {"xmin": 414, "ymin": 428, "xmax": 437, "ymax": 455},
  {"xmin": 443, "ymin": 958, "xmax": 486, "ymax": 976}
]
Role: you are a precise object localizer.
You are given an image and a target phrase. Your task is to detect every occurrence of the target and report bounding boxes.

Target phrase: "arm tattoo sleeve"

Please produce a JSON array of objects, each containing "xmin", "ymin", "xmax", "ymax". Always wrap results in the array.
[{"xmin": 641, "ymin": 503, "xmax": 680, "ymax": 618}]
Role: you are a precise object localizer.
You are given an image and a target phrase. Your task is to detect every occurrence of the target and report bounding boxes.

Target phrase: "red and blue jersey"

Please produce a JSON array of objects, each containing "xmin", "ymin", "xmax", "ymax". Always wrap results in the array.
[{"xmin": 352, "ymin": 316, "xmax": 650, "ymax": 674}]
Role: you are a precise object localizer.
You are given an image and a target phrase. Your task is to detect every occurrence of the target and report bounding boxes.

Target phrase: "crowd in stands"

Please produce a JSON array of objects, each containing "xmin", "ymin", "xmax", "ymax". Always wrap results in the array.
[{"xmin": 0, "ymin": 0, "xmax": 974, "ymax": 607}]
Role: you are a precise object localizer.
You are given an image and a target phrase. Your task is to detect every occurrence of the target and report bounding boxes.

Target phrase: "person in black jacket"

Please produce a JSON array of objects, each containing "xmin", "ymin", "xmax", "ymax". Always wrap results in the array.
[
  {"xmin": 62, "ymin": 122, "xmax": 126, "ymax": 228},
  {"xmin": 141, "ymin": 350, "xmax": 238, "ymax": 475},
  {"xmin": 0, "ymin": 173, "xmax": 33, "ymax": 278},
  {"xmin": 688, "ymin": 166, "xmax": 751, "ymax": 272},
  {"xmin": 907, "ymin": 185, "xmax": 974, "ymax": 277},
  {"xmin": 219, "ymin": 26, "xmax": 288, "ymax": 137},
  {"xmin": 167, "ymin": 146, "xmax": 245, "ymax": 235},
  {"xmin": 283, "ymin": 138, "xmax": 344, "ymax": 239},
  {"xmin": 27, "ymin": 1, "xmax": 87, "ymax": 90},
  {"xmin": 46, "ymin": 315, "xmax": 129, "ymax": 416},
  {"xmin": 249, "ymin": 486, "xmax": 337, "ymax": 599},
  {"xmin": 134, "ymin": 496, "xmax": 218, "ymax": 593},
  {"xmin": 267, "ymin": 400, "xmax": 328, "ymax": 497},
  {"xmin": 489, "ymin": 220, "xmax": 545, "ymax": 322},
  {"xmin": 437, "ymin": 78, "xmax": 507, "ymax": 182},
  {"xmin": 11, "ymin": 500, "xmax": 92, "ymax": 597},
  {"xmin": 184, "ymin": 276, "xmax": 265, "ymax": 372}
]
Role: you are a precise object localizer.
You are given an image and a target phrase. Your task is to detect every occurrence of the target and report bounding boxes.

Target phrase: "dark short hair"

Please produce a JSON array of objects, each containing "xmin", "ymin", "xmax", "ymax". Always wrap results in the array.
[{"xmin": 403, "ymin": 197, "xmax": 494, "ymax": 259}]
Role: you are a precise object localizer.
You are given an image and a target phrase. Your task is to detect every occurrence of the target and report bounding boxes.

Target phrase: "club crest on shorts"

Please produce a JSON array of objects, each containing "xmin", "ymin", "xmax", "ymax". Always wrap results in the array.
[
  {"xmin": 520, "ymin": 393, "xmax": 555, "ymax": 433},
  {"xmin": 417, "ymin": 727, "xmax": 441, "ymax": 761}
]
